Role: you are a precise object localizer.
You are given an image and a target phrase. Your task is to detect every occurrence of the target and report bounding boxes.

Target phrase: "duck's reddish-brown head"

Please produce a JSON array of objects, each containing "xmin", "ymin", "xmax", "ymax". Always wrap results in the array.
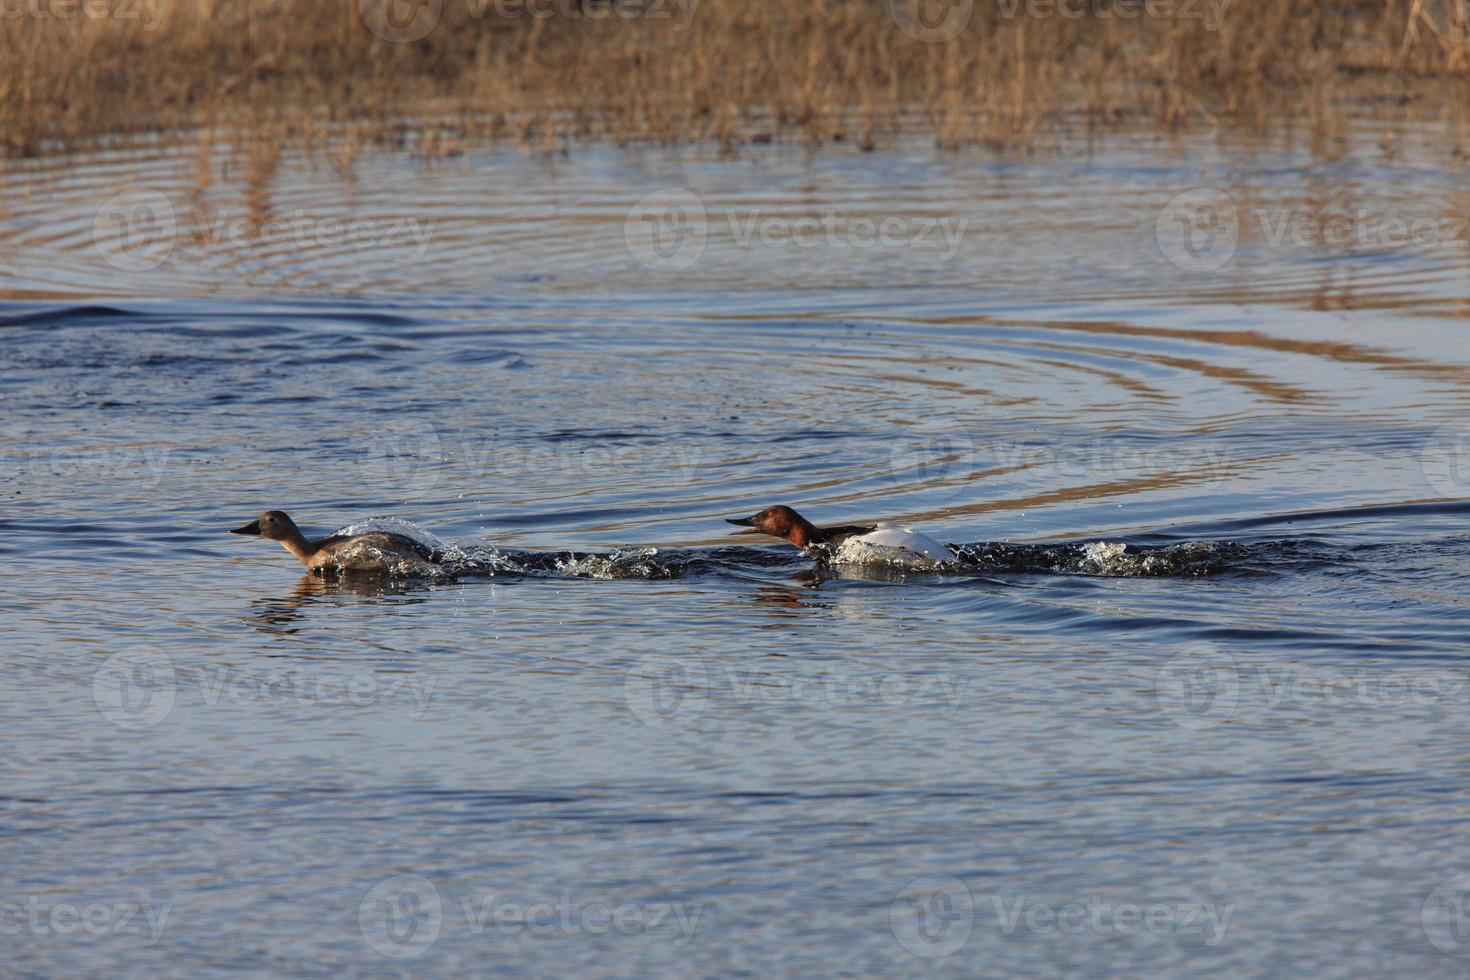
[{"xmin": 726, "ymin": 505, "xmax": 815, "ymax": 548}]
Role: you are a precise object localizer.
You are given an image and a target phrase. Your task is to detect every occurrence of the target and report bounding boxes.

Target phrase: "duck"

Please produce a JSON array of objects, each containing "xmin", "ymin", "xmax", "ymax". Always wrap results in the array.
[
  {"xmin": 229, "ymin": 510, "xmax": 444, "ymax": 575},
  {"xmin": 725, "ymin": 505, "xmax": 954, "ymax": 568}
]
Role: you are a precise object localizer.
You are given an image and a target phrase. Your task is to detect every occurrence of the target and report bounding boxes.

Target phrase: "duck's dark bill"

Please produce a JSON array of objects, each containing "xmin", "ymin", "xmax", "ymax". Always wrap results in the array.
[
  {"xmin": 230, "ymin": 520, "xmax": 262, "ymax": 535},
  {"xmin": 726, "ymin": 515, "xmax": 760, "ymax": 534}
]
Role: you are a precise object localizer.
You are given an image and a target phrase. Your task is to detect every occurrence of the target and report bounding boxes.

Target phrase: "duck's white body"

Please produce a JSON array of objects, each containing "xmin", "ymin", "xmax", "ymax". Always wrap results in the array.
[
  {"xmin": 726, "ymin": 505, "xmax": 955, "ymax": 570},
  {"xmin": 828, "ymin": 524, "xmax": 954, "ymax": 568}
]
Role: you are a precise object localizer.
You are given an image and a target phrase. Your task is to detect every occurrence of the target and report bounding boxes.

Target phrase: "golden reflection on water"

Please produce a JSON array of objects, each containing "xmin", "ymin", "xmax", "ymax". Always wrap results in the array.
[
  {"xmin": 0, "ymin": 114, "xmax": 1465, "ymax": 310},
  {"xmin": 6, "ymin": 113, "xmax": 1470, "ymax": 550}
]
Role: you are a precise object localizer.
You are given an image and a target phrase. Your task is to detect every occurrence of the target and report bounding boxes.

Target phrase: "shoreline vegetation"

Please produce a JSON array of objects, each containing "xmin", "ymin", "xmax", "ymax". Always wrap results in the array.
[{"xmin": 3, "ymin": 0, "xmax": 1470, "ymax": 160}]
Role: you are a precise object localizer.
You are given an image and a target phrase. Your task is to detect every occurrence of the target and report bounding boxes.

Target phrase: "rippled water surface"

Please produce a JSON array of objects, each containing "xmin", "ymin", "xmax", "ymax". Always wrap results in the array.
[{"xmin": 6, "ymin": 119, "xmax": 1470, "ymax": 975}]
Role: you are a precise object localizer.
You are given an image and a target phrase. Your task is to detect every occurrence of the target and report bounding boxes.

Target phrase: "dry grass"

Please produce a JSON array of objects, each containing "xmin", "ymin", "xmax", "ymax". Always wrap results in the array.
[{"xmin": 2, "ymin": 0, "xmax": 1469, "ymax": 158}]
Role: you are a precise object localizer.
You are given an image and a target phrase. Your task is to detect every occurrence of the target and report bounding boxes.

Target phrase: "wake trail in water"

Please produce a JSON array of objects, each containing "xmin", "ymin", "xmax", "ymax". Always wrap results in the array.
[{"xmin": 328, "ymin": 518, "xmax": 1344, "ymax": 582}]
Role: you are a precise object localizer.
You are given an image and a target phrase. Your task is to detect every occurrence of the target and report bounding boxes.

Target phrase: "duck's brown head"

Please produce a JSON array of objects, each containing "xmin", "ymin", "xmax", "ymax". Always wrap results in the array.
[
  {"xmin": 230, "ymin": 510, "xmax": 300, "ymax": 541},
  {"xmin": 726, "ymin": 505, "xmax": 816, "ymax": 548}
]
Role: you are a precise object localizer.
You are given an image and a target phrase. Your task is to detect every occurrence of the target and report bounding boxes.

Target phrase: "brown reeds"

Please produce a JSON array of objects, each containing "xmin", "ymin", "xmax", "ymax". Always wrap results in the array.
[{"xmin": 0, "ymin": 0, "xmax": 1467, "ymax": 159}]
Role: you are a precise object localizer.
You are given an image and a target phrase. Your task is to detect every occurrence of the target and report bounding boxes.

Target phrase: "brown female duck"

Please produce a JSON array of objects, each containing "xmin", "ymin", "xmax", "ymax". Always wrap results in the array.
[{"xmin": 230, "ymin": 510, "xmax": 443, "ymax": 574}]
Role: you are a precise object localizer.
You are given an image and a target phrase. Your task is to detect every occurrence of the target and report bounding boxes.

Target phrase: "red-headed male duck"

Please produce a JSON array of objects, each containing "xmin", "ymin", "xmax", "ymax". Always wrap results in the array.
[
  {"xmin": 230, "ymin": 510, "xmax": 443, "ymax": 575},
  {"xmin": 726, "ymin": 505, "xmax": 955, "ymax": 568}
]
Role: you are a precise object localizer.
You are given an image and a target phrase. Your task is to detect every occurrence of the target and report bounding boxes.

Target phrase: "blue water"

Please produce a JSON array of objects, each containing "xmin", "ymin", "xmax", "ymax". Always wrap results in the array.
[{"xmin": 5, "ymin": 123, "xmax": 1470, "ymax": 975}]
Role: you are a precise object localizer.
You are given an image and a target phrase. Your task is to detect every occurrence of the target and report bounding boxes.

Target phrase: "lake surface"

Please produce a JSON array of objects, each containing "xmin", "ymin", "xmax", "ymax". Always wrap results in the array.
[{"xmin": 5, "ymin": 116, "xmax": 1470, "ymax": 975}]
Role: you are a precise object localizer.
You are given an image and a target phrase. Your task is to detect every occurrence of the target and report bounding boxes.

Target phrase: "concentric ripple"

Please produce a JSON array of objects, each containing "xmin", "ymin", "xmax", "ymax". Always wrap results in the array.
[{"xmin": 7, "ymin": 115, "xmax": 1470, "ymax": 977}]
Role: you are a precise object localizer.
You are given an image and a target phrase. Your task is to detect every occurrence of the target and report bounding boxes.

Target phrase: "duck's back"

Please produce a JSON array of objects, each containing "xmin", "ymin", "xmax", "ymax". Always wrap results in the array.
[
  {"xmin": 309, "ymin": 532, "xmax": 443, "ymax": 573},
  {"xmin": 832, "ymin": 524, "xmax": 953, "ymax": 566}
]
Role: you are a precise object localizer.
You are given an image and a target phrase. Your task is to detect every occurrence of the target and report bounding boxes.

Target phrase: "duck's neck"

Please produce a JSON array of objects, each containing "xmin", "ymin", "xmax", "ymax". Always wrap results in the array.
[
  {"xmin": 785, "ymin": 515, "xmax": 819, "ymax": 550},
  {"xmin": 277, "ymin": 527, "xmax": 317, "ymax": 565}
]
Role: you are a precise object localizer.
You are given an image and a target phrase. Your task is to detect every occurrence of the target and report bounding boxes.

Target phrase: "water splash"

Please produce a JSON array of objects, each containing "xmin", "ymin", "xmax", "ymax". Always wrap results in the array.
[
  {"xmin": 331, "ymin": 517, "xmax": 449, "ymax": 555},
  {"xmin": 310, "ymin": 517, "xmax": 1323, "ymax": 582},
  {"xmin": 443, "ymin": 546, "xmax": 697, "ymax": 581},
  {"xmin": 317, "ymin": 538, "xmax": 448, "ymax": 579},
  {"xmin": 948, "ymin": 539, "xmax": 1250, "ymax": 577}
]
